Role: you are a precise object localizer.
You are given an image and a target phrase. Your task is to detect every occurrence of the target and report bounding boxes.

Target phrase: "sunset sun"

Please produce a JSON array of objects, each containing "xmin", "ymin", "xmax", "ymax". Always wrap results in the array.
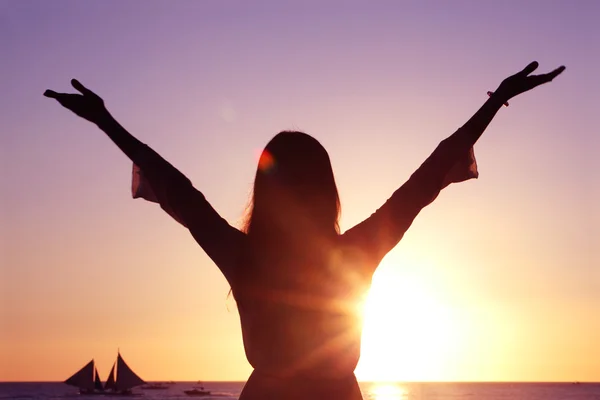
[{"xmin": 355, "ymin": 257, "xmax": 461, "ymax": 382}]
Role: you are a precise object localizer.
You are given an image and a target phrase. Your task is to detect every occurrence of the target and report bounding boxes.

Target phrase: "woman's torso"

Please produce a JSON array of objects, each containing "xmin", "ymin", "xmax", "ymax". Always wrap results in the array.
[{"xmin": 232, "ymin": 237, "xmax": 374, "ymax": 398}]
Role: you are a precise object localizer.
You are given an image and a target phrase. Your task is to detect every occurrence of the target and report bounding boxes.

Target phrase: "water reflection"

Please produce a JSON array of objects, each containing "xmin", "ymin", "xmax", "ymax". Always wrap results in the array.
[{"xmin": 369, "ymin": 383, "xmax": 408, "ymax": 399}]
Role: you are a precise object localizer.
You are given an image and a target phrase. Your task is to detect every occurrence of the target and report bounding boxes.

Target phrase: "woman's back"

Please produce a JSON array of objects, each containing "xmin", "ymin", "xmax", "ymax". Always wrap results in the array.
[
  {"xmin": 233, "ymin": 234, "xmax": 373, "ymax": 400},
  {"xmin": 234, "ymin": 235, "xmax": 373, "ymax": 379}
]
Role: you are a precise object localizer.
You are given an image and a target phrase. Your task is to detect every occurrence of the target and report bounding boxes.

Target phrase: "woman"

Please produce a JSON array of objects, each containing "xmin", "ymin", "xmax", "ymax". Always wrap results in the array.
[{"xmin": 45, "ymin": 61, "xmax": 564, "ymax": 399}]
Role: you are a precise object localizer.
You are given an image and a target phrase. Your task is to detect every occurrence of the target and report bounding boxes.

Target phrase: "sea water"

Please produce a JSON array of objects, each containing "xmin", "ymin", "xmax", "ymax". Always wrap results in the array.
[{"xmin": 1, "ymin": 382, "xmax": 599, "ymax": 400}]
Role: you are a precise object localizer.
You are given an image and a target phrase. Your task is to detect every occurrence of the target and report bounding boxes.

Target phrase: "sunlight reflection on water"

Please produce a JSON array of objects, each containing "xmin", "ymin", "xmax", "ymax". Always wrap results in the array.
[{"xmin": 369, "ymin": 383, "xmax": 408, "ymax": 399}]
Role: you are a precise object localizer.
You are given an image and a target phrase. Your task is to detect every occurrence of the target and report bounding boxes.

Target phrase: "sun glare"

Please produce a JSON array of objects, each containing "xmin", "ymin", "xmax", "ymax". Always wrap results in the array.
[
  {"xmin": 370, "ymin": 383, "xmax": 408, "ymax": 399},
  {"xmin": 355, "ymin": 256, "xmax": 461, "ymax": 382}
]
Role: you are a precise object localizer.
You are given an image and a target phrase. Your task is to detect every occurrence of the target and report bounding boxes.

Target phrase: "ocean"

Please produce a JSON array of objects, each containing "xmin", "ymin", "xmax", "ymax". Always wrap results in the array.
[{"xmin": 1, "ymin": 382, "xmax": 599, "ymax": 400}]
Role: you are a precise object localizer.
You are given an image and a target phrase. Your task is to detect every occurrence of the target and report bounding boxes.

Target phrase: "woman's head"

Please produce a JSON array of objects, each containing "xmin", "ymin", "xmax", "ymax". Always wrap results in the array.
[{"xmin": 243, "ymin": 131, "xmax": 340, "ymax": 238}]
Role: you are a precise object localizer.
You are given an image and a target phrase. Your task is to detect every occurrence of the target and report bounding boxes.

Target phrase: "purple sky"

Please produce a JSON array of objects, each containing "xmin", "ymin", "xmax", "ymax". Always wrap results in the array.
[{"xmin": 1, "ymin": 0, "xmax": 598, "ymax": 381}]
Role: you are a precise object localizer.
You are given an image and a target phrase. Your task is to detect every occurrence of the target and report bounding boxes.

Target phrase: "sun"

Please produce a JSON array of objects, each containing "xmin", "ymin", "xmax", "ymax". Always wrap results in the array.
[{"xmin": 354, "ymin": 256, "xmax": 461, "ymax": 382}]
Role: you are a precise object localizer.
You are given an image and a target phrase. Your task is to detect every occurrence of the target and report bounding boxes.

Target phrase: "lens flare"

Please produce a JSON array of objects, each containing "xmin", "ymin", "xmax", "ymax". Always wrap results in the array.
[{"xmin": 257, "ymin": 149, "xmax": 276, "ymax": 173}]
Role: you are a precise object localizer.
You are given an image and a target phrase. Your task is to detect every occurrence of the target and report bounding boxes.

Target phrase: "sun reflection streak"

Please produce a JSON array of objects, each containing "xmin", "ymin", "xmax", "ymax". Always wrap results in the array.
[{"xmin": 370, "ymin": 383, "xmax": 408, "ymax": 400}]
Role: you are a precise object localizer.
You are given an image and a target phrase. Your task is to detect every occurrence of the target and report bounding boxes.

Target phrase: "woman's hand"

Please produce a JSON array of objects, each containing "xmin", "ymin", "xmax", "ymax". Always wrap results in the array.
[
  {"xmin": 497, "ymin": 61, "xmax": 566, "ymax": 101},
  {"xmin": 493, "ymin": 61, "xmax": 565, "ymax": 103},
  {"xmin": 44, "ymin": 79, "xmax": 109, "ymax": 125}
]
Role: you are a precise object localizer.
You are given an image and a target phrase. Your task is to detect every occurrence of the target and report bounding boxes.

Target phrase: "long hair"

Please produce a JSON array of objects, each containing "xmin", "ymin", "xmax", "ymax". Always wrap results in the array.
[
  {"xmin": 243, "ymin": 131, "xmax": 340, "ymax": 235},
  {"xmin": 234, "ymin": 131, "xmax": 341, "ymax": 289}
]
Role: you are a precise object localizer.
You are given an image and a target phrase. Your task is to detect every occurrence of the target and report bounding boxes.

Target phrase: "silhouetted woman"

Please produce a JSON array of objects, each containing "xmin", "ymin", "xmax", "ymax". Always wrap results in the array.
[{"xmin": 45, "ymin": 62, "xmax": 564, "ymax": 400}]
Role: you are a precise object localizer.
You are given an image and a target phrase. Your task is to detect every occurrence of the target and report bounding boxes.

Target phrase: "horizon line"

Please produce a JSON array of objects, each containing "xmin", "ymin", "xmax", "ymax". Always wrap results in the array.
[{"xmin": 1, "ymin": 380, "xmax": 598, "ymax": 384}]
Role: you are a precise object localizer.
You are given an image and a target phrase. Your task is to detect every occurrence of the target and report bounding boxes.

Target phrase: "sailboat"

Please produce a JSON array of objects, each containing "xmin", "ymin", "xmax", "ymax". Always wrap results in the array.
[
  {"xmin": 103, "ymin": 351, "xmax": 146, "ymax": 395},
  {"xmin": 64, "ymin": 359, "xmax": 105, "ymax": 395}
]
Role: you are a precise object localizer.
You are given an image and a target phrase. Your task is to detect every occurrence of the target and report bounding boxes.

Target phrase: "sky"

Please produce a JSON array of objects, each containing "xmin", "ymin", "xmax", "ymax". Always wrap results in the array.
[{"xmin": 1, "ymin": 0, "xmax": 599, "ymax": 383}]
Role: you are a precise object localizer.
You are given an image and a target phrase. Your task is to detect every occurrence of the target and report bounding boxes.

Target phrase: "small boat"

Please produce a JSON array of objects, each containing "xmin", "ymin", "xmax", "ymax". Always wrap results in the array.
[
  {"xmin": 64, "ymin": 359, "xmax": 105, "ymax": 395},
  {"xmin": 184, "ymin": 388, "xmax": 212, "ymax": 396},
  {"xmin": 184, "ymin": 382, "xmax": 211, "ymax": 397}
]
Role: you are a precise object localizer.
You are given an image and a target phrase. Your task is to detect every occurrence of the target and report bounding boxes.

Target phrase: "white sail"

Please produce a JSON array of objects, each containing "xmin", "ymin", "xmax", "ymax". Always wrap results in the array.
[
  {"xmin": 64, "ymin": 359, "xmax": 95, "ymax": 391},
  {"xmin": 115, "ymin": 352, "xmax": 146, "ymax": 390}
]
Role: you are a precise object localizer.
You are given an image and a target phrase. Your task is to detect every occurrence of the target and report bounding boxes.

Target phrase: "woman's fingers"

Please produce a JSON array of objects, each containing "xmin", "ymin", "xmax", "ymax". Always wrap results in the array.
[
  {"xmin": 71, "ymin": 79, "xmax": 99, "ymax": 99},
  {"xmin": 546, "ymin": 66, "xmax": 566, "ymax": 81},
  {"xmin": 528, "ymin": 66, "xmax": 566, "ymax": 88},
  {"xmin": 43, "ymin": 91, "xmax": 73, "ymax": 106},
  {"xmin": 43, "ymin": 89, "xmax": 59, "ymax": 98},
  {"xmin": 519, "ymin": 61, "xmax": 539, "ymax": 77},
  {"xmin": 46, "ymin": 80, "xmax": 97, "ymax": 99},
  {"xmin": 71, "ymin": 79, "xmax": 89, "ymax": 94},
  {"xmin": 42, "ymin": 91, "xmax": 81, "ymax": 111}
]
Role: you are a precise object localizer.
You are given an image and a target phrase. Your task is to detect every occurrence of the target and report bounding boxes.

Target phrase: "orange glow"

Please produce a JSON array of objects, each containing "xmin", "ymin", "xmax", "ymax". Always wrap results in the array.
[
  {"xmin": 257, "ymin": 149, "xmax": 275, "ymax": 173},
  {"xmin": 3, "ymin": 2, "xmax": 597, "ymax": 383},
  {"xmin": 356, "ymin": 257, "xmax": 461, "ymax": 382},
  {"xmin": 371, "ymin": 383, "xmax": 408, "ymax": 399}
]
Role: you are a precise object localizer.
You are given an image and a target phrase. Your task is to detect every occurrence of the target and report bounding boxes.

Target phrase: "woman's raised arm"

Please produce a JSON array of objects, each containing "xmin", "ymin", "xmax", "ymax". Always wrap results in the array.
[
  {"xmin": 342, "ymin": 62, "xmax": 565, "ymax": 269},
  {"xmin": 44, "ymin": 80, "xmax": 245, "ymax": 283}
]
